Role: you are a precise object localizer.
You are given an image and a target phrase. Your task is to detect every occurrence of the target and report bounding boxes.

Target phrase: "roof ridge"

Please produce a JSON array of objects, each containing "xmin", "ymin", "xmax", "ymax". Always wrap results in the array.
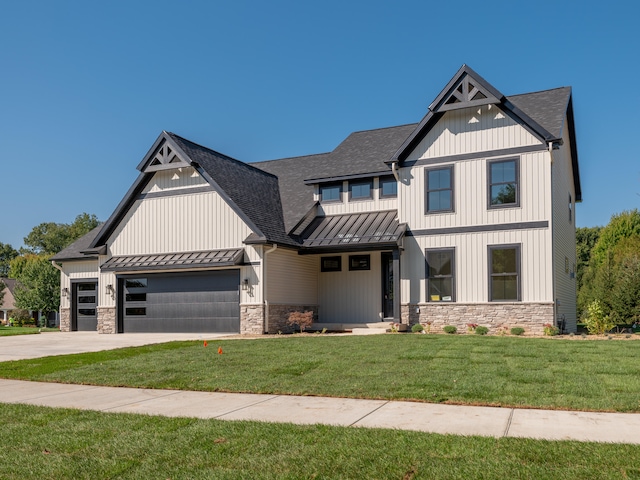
[
  {"xmin": 507, "ymin": 86, "xmax": 571, "ymax": 98},
  {"xmin": 346, "ymin": 122, "xmax": 419, "ymax": 136},
  {"xmin": 252, "ymin": 151, "xmax": 332, "ymax": 165}
]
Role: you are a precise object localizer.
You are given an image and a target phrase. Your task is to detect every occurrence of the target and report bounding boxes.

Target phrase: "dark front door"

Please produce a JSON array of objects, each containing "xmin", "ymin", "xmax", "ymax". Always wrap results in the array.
[
  {"xmin": 72, "ymin": 281, "xmax": 98, "ymax": 331},
  {"xmin": 382, "ymin": 252, "xmax": 394, "ymax": 319}
]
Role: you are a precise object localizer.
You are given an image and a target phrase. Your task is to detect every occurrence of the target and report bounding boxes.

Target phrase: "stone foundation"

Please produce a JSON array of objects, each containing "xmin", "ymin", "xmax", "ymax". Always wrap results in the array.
[
  {"xmin": 266, "ymin": 304, "xmax": 319, "ymax": 334},
  {"xmin": 97, "ymin": 307, "xmax": 116, "ymax": 334},
  {"xmin": 401, "ymin": 302, "xmax": 554, "ymax": 336},
  {"xmin": 241, "ymin": 304, "xmax": 265, "ymax": 335},
  {"xmin": 60, "ymin": 308, "xmax": 71, "ymax": 332}
]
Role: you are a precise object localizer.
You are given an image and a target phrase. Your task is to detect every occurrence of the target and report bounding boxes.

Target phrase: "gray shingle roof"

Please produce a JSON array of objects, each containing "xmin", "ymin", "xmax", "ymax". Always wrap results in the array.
[
  {"xmin": 50, "ymin": 225, "xmax": 103, "ymax": 262},
  {"xmin": 507, "ymin": 87, "xmax": 571, "ymax": 141}
]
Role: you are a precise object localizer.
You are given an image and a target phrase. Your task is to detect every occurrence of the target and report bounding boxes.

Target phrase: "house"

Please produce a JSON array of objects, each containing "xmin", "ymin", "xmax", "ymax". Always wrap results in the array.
[
  {"xmin": 51, "ymin": 65, "xmax": 581, "ymax": 335},
  {"xmin": 0, "ymin": 278, "xmax": 17, "ymax": 324}
]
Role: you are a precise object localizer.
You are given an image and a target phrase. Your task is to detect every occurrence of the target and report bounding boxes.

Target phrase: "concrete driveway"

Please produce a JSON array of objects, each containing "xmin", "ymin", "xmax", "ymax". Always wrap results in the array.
[{"xmin": 0, "ymin": 331, "xmax": 233, "ymax": 362}]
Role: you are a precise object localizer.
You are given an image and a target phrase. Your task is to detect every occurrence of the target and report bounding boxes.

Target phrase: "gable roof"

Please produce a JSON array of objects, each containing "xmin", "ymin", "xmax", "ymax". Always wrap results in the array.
[
  {"xmin": 50, "ymin": 225, "xmax": 104, "ymax": 261},
  {"xmin": 0, "ymin": 278, "xmax": 17, "ymax": 310}
]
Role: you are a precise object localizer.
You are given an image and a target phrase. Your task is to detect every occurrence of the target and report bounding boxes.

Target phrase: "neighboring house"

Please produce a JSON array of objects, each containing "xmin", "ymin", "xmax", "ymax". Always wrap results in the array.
[
  {"xmin": 0, "ymin": 278, "xmax": 17, "ymax": 324},
  {"xmin": 51, "ymin": 65, "xmax": 581, "ymax": 335}
]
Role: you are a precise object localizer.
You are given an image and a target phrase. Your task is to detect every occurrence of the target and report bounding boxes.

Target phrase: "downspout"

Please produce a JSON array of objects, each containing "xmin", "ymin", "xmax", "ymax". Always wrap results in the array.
[
  {"xmin": 548, "ymin": 142, "xmax": 558, "ymax": 330},
  {"xmin": 263, "ymin": 244, "xmax": 278, "ymax": 334},
  {"xmin": 391, "ymin": 161, "xmax": 400, "ymax": 181}
]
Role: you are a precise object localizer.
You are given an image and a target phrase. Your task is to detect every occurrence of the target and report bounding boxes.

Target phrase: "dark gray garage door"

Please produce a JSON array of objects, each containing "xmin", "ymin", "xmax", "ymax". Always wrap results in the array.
[
  {"xmin": 73, "ymin": 281, "xmax": 98, "ymax": 331},
  {"xmin": 118, "ymin": 270, "xmax": 240, "ymax": 333}
]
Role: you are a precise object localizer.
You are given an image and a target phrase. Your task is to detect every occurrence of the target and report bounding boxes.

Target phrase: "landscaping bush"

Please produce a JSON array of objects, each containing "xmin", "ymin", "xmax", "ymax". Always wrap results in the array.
[
  {"xmin": 8, "ymin": 309, "xmax": 31, "ymax": 327},
  {"xmin": 584, "ymin": 300, "xmax": 616, "ymax": 335},
  {"xmin": 543, "ymin": 323, "xmax": 559, "ymax": 336},
  {"xmin": 475, "ymin": 326, "xmax": 489, "ymax": 335},
  {"xmin": 443, "ymin": 325, "xmax": 457, "ymax": 334},
  {"xmin": 411, "ymin": 323, "xmax": 424, "ymax": 333},
  {"xmin": 287, "ymin": 311, "xmax": 314, "ymax": 333},
  {"xmin": 510, "ymin": 327, "xmax": 525, "ymax": 336}
]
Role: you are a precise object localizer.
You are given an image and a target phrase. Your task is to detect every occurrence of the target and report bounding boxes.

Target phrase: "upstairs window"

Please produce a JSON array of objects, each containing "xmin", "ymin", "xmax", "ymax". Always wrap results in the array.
[
  {"xmin": 379, "ymin": 176, "xmax": 397, "ymax": 198},
  {"xmin": 349, "ymin": 180, "xmax": 373, "ymax": 201},
  {"xmin": 426, "ymin": 166, "xmax": 454, "ymax": 213},
  {"xmin": 488, "ymin": 159, "xmax": 519, "ymax": 208},
  {"xmin": 320, "ymin": 183, "xmax": 342, "ymax": 202}
]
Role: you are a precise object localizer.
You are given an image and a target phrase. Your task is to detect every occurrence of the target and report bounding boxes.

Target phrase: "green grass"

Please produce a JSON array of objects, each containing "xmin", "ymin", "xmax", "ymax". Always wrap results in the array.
[
  {"xmin": 1, "ymin": 403, "xmax": 640, "ymax": 479},
  {"xmin": 1, "ymin": 335, "xmax": 640, "ymax": 412},
  {"xmin": 0, "ymin": 326, "xmax": 59, "ymax": 336}
]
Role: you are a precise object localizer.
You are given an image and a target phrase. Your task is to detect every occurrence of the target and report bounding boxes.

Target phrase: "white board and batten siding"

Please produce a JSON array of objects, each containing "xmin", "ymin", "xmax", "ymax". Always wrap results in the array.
[
  {"xmin": 551, "ymin": 119, "xmax": 578, "ymax": 330},
  {"xmin": 59, "ymin": 260, "xmax": 100, "ymax": 309},
  {"xmin": 265, "ymin": 248, "xmax": 318, "ymax": 305},
  {"xmin": 399, "ymin": 103, "xmax": 555, "ymax": 306},
  {"xmin": 318, "ymin": 252, "xmax": 384, "ymax": 323},
  {"xmin": 318, "ymin": 177, "xmax": 398, "ymax": 216}
]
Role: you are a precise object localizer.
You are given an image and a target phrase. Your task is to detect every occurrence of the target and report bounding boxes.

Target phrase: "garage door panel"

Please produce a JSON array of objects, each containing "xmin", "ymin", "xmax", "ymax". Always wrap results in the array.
[{"xmin": 120, "ymin": 271, "xmax": 240, "ymax": 333}]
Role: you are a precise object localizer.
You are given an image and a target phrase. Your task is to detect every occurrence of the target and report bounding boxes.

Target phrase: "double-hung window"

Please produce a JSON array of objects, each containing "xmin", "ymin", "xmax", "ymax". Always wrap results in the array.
[
  {"xmin": 488, "ymin": 158, "xmax": 519, "ymax": 208},
  {"xmin": 426, "ymin": 166, "xmax": 454, "ymax": 213},
  {"xmin": 426, "ymin": 248, "xmax": 455, "ymax": 302},
  {"xmin": 489, "ymin": 245, "xmax": 521, "ymax": 301}
]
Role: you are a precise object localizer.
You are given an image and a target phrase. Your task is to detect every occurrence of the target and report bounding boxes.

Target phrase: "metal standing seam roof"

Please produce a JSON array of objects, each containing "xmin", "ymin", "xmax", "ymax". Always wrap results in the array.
[
  {"xmin": 100, "ymin": 249, "xmax": 244, "ymax": 272},
  {"xmin": 301, "ymin": 210, "xmax": 406, "ymax": 249}
]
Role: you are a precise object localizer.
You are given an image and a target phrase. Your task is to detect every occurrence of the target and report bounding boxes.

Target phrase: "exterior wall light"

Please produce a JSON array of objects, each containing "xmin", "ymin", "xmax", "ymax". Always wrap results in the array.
[
  {"xmin": 241, "ymin": 278, "xmax": 250, "ymax": 291},
  {"xmin": 105, "ymin": 284, "xmax": 115, "ymax": 298},
  {"xmin": 61, "ymin": 287, "xmax": 69, "ymax": 298}
]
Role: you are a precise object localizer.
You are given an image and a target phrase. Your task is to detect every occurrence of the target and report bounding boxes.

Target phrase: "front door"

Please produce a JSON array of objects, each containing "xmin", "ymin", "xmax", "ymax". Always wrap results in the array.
[
  {"xmin": 72, "ymin": 281, "xmax": 98, "ymax": 331},
  {"xmin": 382, "ymin": 252, "xmax": 394, "ymax": 319}
]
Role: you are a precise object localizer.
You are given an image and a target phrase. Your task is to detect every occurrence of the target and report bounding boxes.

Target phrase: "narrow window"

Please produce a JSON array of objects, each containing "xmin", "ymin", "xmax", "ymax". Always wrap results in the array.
[
  {"xmin": 489, "ymin": 245, "xmax": 521, "ymax": 301},
  {"xmin": 569, "ymin": 194, "xmax": 573, "ymax": 222},
  {"xmin": 125, "ymin": 307, "xmax": 146, "ymax": 316},
  {"xmin": 320, "ymin": 183, "xmax": 342, "ymax": 202},
  {"xmin": 349, "ymin": 180, "xmax": 373, "ymax": 201},
  {"xmin": 125, "ymin": 278, "xmax": 147, "ymax": 288},
  {"xmin": 321, "ymin": 256, "xmax": 341, "ymax": 272},
  {"xmin": 426, "ymin": 166, "xmax": 454, "ymax": 213},
  {"xmin": 379, "ymin": 176, "xmax": 398, "ymax": 198},
  {"xmin": 349, "ymin": 255, "xmax": 370, "ymax": 271},
  {"xmin": 426, "ymin": 249, "xmax": 455, "ymax": 302},
  {"xmin": 488, "ymin": 159, "xmax": 519, "ymax": 208}
]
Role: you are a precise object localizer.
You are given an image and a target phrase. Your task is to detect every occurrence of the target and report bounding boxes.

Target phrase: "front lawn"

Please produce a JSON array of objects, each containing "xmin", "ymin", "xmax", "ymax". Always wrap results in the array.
[
  {"xmin": 1, "ymin": 403, "xmax": 639, "ymax": 479},
  {"xmin": 0, "ymin": 326, "xmax": 59, "ymax": 336},
  {"xmin": 1, "ymin": 335, "xmax": 639, "ymax": 412}
]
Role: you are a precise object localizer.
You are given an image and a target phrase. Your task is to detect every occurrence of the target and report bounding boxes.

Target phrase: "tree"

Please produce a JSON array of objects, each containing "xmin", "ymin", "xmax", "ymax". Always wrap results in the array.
[
  {"xmin": 589, "ymin": 209, "xmax": 640, "ymax": 269},
  {"xmin": 0, "ymin": 242, "xmax": 19, "ymax": 277},
  {"xmin": 22, "ymin": 213, "xmax": 100, "ymax": 255},
  {"xmin": 12, "ymin": 255, "xmax": 60, "ymax": 317},
  {"xmin": 0, "ymin": 280, "xmax": 5, "ymax": 307}
]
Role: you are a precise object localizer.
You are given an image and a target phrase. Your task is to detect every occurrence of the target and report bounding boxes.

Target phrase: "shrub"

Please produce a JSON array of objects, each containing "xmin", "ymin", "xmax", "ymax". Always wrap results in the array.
[
  {"xmin": 9, "ymin": 309, "xmax": 31, "ymax": 327},
  {"xmin": 584, "ymin": 299, "xmax": 616, "ymax": 335},
  {"xmin": 411, "ymin": 323, "xmax": 424, "ymax": 333},
  {"xmin": 287, "ymin": 311, "xmax": 314, "ymax": 333},
  {"xmin": 543, "ymin": 323, "xmax": 559, "ymax": 336},
  {"xmin": 443, "ymin": 325, "xmax": 457, "ymax": 334},
  {"xmin": 510, "ymin": 327, "xmax": 525, "ymax": 336},
  {"xmin": 475, "ymin": 326, "xmax": 489, "ymax": 335}
]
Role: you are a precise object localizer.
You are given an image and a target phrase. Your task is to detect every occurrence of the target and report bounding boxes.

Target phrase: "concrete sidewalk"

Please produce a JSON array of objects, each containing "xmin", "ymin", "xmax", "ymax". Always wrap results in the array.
[{"xmin": 1, "ymin": 378, "xmax": 639, "ymax": 444}]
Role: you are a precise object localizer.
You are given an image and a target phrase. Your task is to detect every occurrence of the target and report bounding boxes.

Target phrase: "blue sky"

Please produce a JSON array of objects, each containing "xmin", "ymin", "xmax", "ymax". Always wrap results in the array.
[{"xmin": 1, "ymin": 0, "xmax": 638, "ymax": 249}]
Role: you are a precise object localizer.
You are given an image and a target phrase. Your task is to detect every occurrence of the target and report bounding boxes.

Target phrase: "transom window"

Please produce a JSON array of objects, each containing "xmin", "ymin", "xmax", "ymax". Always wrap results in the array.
[
  {"xmin": 489, "ymin": 245, "xmax": 521, "ymax": 301},
  {"xmin": 349, "ymin": 180, "xmax": 373, "ymax": 201},
  {"xmin": 320, "ymin": 183, "xmax": 342, "ymax": 202},
  {"xmin": 321, "ymin": 256, "xmax": 342, "ymax": 272},
  {"xmin": 349, "ymin": 255, "xmax": 370, "ymax": 271},
  {"xmin": 426, "ymin": 249, "xmax": 455, "ymax": 302},
  {"xmin": 488, "ymin": 159, "xmax": 519, "ymax": 207},
  {"xmin": 379, "ymin": 176, "xmax": 397, "ymax": 198},
  {"xmin": 426, "ymin": 166, "xmax": 454, "ymax": 213}
]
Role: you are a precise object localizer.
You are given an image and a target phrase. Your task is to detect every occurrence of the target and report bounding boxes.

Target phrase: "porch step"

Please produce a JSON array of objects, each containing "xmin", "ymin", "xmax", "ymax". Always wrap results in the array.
[{"xmin": 307, "ymin": 322, "xmax": 393, "ymax": 334}]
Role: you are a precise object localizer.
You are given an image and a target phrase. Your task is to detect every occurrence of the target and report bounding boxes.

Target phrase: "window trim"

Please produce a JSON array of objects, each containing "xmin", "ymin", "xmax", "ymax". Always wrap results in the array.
[
  {"xmin": 569, "ymin": 193, "xmax": 573, "ymax": 223},
  {"xmin": 348, "ymin": 179, "xmax": 373, "ymax": 201},
  {"xmin": 379, "ymin": 176, "xmax": 398, "ymax": 198},
  {"xmin": 488, "ymin": 244, "xmax": 521, "ymax": 302},
  {"xmin": 425, "ymin": 248, "xmax": 456, "ymax": 302},
  {"xmin": 425, "ymin": 165, "xmax": 454, "ymax": 214},
  {"xmin": 349, "ymin": 254, "xmax": 370, "ymax": 271},
  {"xmin": 320, "ymin": 256, "xmax": 342, "ymax": 272},
  {"xmin": 319, "ymin": 183, "xmax": 343, "ymax": 203},
  {"xmin": 487, "ymin": 158, "xmax": 520, "ymax": 209}
]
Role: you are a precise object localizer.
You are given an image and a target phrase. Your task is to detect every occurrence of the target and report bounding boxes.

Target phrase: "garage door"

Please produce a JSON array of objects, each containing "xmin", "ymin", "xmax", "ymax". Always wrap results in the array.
[
  {"xmin": 73, "ymin": 281, "xmax": 98, "ymax": 331},
  {"xmin": 117, "ymin": 270, "xmax": 240, "ymax": 333}
]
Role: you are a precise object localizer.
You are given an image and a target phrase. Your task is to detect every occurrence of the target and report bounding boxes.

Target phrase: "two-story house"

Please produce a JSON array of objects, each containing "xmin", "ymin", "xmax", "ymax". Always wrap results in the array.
[{"xmin": 52, "ymin": 65, "xmax": 581, "ymax": 335}]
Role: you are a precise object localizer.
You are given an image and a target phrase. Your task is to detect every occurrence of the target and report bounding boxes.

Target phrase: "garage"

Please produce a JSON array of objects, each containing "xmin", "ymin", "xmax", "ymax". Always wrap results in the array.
[{"xmin": 116, "ymin": 270, "xmax": 240, "ymax": 333}]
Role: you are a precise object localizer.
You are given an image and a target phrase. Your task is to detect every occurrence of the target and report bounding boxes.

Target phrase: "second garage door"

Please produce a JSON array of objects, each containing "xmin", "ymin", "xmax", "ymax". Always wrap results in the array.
[{"xmin": 118, "ymin": 270, "xmax": 240, "ymax": 333}]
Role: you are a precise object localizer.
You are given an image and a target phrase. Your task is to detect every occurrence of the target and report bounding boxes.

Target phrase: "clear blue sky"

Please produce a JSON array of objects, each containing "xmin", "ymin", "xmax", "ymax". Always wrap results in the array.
[{"xmin": 1, "ymin": 0, "xmax": 638, "ymax": 250}]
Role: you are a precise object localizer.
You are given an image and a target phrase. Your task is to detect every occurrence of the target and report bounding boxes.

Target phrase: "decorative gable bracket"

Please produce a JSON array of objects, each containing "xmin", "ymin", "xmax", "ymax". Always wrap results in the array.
[
  {"xmin": 432, "ymin": 70, "xmax": 502, "ymax": 113},
  {"xmin": 137, "ymin": 132, "xmax": 192, "ymax": 173}
]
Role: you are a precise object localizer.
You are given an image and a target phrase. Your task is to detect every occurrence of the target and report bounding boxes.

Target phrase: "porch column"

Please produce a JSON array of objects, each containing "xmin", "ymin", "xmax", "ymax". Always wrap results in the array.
[{"xmin": 393, "ymin": 248, "xmax": 401, "ymax": 322}]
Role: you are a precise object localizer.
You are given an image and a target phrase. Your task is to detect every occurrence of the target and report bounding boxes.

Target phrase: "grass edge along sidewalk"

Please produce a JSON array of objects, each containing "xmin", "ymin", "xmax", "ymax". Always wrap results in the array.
[{"xmin": 1, "ymin": 335, "xmax": 639, "ymax": 413}]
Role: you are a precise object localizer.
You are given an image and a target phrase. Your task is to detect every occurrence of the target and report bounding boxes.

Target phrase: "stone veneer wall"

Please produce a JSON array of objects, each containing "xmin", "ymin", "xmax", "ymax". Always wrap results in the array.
[
  {"xmin": 60, "ymin": 308, "xmax": 71, "ymax": 332},
  {"xmin": 266, "ymin": 304, "xmax": 319, "ymax": 334},
  {"xmin": 241, "ymin": 304, "xmax": 265, "ymax": 335},
  {"xmin": 401, "ymin": 303, "xmax": 555, "ymax": 336},
  {"xmin": 97, "ymin": 307, "xmax": 116, "ymax": 334}
]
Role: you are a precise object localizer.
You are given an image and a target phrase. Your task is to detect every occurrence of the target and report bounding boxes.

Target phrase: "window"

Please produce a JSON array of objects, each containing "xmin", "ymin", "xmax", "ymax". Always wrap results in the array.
[
  {"xmin": 125, "ymin": 307, "xmax": 146, "ymax": 316},
  {"xmin": 125, "ymin": 278, "xmax": 147, "ymax": 288},
  {"xmin": 488, "ymin": 159, "xmax": 519, "ymax": 207},
  {"xmin": 78, "ymin": 296, "xmax": 96, "ymax": 304},
  {"xmin": 77, "ymin": 283, "xmax": 96, "ymax": 291},
  {"xmin": 569, "ymin": 194, "xmax": 573, "ymax": 222},
  {"xmin": 125, "ymin": 293, "xmax": 147, "ymax": 302},
  {"xmin": 379, "ymin": 176, "xmax": 397, "ymax": 198},
  {"xmin": 349, "ymin": 180, "xmax": 373, "ymax": 200},
  {"xmin": 349, "ymin": 255, "xmax": 370, "ymax": 271},
  {"xmin": 320, "ymin": 183, "xmax": 342, "ymax": 202},
  {"xmin": 321, "ymin": 256, "xmax": 341, "ymax": 272},
  {"xmin": 489, "ymin": 245, "xmax": 521, "ymax": 301},
  {"xmin": 426, "ymin": 166, "xmax": 453, "ymax": 213},
  {"xmin": 426, "ymin": 249, "xmax": 455, "ymax": 302},
  {"xmin": 78, "ymin": 309, "xmax": 96, "ymax": 316}
]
